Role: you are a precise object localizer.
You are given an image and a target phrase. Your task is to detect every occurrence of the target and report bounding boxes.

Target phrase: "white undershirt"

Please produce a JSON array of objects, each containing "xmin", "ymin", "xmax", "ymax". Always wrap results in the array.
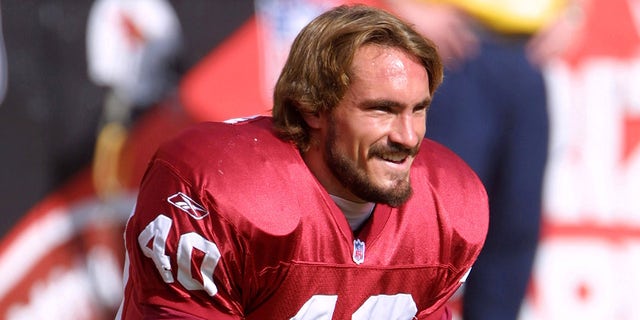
[{"xmin": 329, "ymin": 194, "xmax": 375, "ymax": 231}]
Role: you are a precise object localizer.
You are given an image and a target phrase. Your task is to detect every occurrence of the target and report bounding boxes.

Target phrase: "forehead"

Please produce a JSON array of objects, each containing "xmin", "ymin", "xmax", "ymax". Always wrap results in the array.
[
  {"xmin": 350, "ymin": 44, "xmax": 425, "ymax": 80},
  {"xmin": 343, "ymin": 44, "xmax": 429, "ymax": 101}
]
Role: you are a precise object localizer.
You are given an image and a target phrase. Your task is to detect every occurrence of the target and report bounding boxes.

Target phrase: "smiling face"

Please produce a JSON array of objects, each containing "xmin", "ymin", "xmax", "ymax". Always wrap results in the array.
[{"xmin": 302, "ymin": 44, "xmax": 431, "ymax": 207}]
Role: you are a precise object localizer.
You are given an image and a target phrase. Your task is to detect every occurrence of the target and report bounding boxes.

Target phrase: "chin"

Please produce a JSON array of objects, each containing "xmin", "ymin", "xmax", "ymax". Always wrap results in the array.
[{"xmin": 369, "ymin": 179, "xmax": 413, "ymax": 207}]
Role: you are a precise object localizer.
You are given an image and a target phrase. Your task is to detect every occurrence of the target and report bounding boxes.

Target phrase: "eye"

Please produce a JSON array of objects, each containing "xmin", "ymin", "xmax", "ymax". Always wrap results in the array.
[
  {"xmin": 413, "ymin": 103, "xmax": 428, "ymax": 115},
  {"xmin": 413, "ymin": 99, "xmax": 431, "ymax": 114},
  {"xmin": 362, "ymin": 100, "xmax": 397, "ymax": 114},
  {"xmin": 371, "ymin": 105, "xmax": 393, "ymax": 113}
]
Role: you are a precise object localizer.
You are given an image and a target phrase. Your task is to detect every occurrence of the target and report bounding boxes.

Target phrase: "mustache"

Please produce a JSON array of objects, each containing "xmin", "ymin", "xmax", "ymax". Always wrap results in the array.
[{"xmin": 368, "ymin": 141, "xmax": 419, "ymax": 159}]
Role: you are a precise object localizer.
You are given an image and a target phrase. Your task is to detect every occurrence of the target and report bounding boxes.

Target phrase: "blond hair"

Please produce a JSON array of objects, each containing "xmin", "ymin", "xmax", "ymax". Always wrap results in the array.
[{"xmin": 272, "ymin": 4, "xmax": 443, "ymax": 151}]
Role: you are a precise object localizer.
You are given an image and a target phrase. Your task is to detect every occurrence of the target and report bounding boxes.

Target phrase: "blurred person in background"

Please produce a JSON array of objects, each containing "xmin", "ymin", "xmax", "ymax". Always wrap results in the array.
[
  {"xmin": 386, "ymin": 0, "xmax": 586, "ymax": 319},
  {"xmin": 86, "ymin": 0, "xmax": 183, "ymax": 199}
]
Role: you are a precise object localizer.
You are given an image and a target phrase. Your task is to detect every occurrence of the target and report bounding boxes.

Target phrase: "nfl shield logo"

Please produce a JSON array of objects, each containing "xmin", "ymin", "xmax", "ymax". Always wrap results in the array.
[{"xmin": 353, "ymin": 239, "xmax": 365, "ymax": 265}]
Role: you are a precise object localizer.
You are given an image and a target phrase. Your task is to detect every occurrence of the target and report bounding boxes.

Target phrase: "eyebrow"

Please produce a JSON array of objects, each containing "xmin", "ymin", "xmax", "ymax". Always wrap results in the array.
[{"xmin": 360, "ymin": 97, "xmax": 432, "ymax": 110}]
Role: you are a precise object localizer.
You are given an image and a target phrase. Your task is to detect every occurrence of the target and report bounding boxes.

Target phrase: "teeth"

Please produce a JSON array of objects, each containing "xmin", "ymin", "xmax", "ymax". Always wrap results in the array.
[{"xmin": 381, "ymin": 154, "xmax": 406, "ymax": 162}]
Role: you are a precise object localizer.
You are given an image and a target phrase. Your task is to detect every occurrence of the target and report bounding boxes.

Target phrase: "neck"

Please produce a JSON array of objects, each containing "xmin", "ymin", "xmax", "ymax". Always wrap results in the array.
[{"xmin": 329, "ymin": 194, "xmax": 375, "ymax": 231}]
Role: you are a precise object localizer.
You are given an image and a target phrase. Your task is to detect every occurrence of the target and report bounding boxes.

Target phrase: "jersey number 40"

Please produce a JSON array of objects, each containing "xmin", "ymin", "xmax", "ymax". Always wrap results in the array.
[{"xmin": 137, "ymin": 214, "xmax": 419, "ymax": 319}]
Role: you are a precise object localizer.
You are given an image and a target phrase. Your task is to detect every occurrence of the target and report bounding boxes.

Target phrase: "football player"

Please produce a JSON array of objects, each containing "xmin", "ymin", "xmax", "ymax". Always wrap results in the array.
[{"xmin": 117, "ymin": 4, "xmax": 488, "ymax": 319}]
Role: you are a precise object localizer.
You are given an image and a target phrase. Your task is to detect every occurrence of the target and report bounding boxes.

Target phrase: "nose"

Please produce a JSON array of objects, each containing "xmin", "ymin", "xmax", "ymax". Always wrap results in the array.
[{"xmin": 388, "ymin": 114, "xmax": 424, "ymax": 148}]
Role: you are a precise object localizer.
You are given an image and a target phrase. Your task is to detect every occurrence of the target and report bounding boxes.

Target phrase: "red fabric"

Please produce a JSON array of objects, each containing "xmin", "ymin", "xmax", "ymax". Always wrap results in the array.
[{"xmin": 120, "ymin": 117, "xmax": 488, "ymax": 319}]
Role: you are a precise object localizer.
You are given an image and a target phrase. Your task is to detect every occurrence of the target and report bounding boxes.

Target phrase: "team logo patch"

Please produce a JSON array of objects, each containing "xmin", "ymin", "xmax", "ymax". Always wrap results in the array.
[
  {"xmin": 167, "ymin": 192, "xmax": 209, "ymax": 219},
  {"xmin": 353, "ymin": 239, "xmax": 366, "ymax": 265}
]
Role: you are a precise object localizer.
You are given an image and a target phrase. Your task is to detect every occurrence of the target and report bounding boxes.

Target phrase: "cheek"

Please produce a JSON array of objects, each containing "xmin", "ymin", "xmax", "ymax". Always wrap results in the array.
[
  {"xmin": 333, "ymin": 122, "xmax": 370, "ymax": 157},
  {"xmin": 347, "ymin": 135, "xmax": 370, "ymax": 165},
  {"xmin": 355, "ymin": 131, "xmax": 380, "ymax": 162},
  {"xmin": 414, "ymin": 114, "xmax": 427, "ymax": 136}
]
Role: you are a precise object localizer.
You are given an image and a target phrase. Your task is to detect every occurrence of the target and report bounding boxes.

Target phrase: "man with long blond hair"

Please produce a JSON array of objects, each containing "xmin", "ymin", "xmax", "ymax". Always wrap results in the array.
[{"xmin": 117, "ymin": 5, "xmax": 488, "ymax": 319}]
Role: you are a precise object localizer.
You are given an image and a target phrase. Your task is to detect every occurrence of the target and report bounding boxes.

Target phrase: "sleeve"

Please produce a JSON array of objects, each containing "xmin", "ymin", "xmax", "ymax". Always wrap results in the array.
[{"xmin": 120, "ymin": 158, "xmax": 249, "ymax": 319}]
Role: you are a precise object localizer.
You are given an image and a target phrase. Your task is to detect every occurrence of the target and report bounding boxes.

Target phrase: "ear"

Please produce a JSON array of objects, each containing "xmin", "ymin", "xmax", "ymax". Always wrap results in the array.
[{"xmin": 302, "ymin": 111, "xmax": 324, "ymax": 130}]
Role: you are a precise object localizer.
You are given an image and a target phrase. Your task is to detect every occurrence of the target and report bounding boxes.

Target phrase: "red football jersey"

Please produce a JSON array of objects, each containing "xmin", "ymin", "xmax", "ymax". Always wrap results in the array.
[{"xmin": 117, "ymin": 116, "xmax": 488, "ymax": 319}]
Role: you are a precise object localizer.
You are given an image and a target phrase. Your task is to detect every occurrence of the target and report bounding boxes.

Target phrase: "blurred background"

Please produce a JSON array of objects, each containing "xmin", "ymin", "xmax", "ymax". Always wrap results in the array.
[
  {"xmin": 0, "ymin": 0, "xmax": 254, "ymax": 238},
  {"xmin": 0, "ymin": 0, "xmax": 638, "ymax": 319}
]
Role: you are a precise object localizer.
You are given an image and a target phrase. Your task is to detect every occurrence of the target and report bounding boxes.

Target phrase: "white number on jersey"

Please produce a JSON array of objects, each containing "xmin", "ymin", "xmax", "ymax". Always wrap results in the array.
[
  {"xmin": 177, "ymin": 232, "xmax": 220, "ymax": 296},
  {"xmin": 138, "ymin": 215, "xmax": 420, "ymax": 317},
  {"xmin": 290, "ymin": 294, "xmax": 418, "ymax": 320},
  {"xmin": 138, "ymin": 214, "xmax": 221, "ymax": 296},
  {"xmin": 138, "ymin": 215, "xmax": 174, "ymax": 283}
]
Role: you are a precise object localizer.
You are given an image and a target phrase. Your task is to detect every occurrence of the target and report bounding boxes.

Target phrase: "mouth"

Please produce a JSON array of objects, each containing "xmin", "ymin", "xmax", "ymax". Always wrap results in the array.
[
  {"xmin": 368, "ymin": 142, "xmax": 419, "ymax": 170},
  {"xmin": 379, "ymin": 152, "xmax": 409, "ymax": 164}
]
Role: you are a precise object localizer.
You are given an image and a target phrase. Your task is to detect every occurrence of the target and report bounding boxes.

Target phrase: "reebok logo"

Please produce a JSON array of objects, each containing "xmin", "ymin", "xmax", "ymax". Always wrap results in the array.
[{"xmin": 167, "ymin": 192, "xmax": 209, "ymax": 220}]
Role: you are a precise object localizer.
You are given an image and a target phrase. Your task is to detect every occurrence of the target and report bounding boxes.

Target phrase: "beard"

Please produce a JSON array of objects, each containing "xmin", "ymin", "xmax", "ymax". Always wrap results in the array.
[{"xmin": 324, "ymin": 120, "xmax": 418, "ymax": 207}]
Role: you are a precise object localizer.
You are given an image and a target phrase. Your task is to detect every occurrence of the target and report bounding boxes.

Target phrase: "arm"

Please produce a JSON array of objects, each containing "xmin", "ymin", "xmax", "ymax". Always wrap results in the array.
[
  {"xmin": 526, "ymin": 0, "xmax": 590, "ymax": 65},
  {"xmin": 385, "ymin": 0, "xmax": 479, "ymax": 67},
  {"xmin": 119, "ymin": 159, "xmax": 246, "ymax": 319}
]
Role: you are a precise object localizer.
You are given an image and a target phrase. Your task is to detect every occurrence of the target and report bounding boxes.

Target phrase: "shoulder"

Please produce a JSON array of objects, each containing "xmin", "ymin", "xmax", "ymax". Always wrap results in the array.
[
  {"xmin": 414, "ymin": 138, "xmax": 486, "ymax": 195},
  {"xmin": 154, "ymin": 116, "xmax": 298, "ymax": 182},
  {"xmin": 157, "ymin": 116, "xmax": 286, "ymax": 161},
  {"xmin": 147, "ymin": 116, "xmax": 306, "ymax": 235},
  {"xmin": 410, "ymin": 138, "xmax": 489, "ymax": 248},
  {"xmin": 414, "ymin": 138, "xmax": 486, "ymax": 193}
]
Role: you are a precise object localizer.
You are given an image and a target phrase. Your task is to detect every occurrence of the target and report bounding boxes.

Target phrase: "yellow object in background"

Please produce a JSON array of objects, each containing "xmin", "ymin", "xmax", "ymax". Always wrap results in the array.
[
  {"xmin": 431, "ymin": 0, "xmax": 568, "ymax": 33},
  {"xmin": 93, "ymin": 121, "xmax": 128, "ymax": 199}
]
